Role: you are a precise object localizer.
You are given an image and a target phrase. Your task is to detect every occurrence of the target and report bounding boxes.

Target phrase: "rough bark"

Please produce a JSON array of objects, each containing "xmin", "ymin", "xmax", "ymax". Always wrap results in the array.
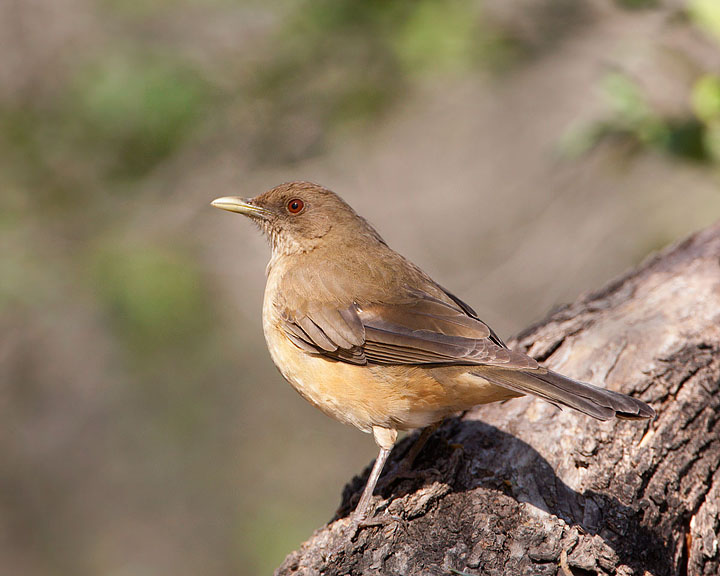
[{"xmin": 276, "ymin": 223, "xmax": 720, "ymax": 576}]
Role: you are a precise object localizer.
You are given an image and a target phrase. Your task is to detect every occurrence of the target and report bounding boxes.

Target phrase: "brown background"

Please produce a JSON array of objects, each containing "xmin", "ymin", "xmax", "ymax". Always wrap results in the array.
[{"xmin": 2, "ymin": 1, "xmax": 720, "ymax": 574}]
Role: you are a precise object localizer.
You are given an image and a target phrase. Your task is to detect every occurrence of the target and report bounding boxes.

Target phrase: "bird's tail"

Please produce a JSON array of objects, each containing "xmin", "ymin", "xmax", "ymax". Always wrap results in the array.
[{"xmin": 474, "ymin": 367, "xmax": 655, "ymax": 421}]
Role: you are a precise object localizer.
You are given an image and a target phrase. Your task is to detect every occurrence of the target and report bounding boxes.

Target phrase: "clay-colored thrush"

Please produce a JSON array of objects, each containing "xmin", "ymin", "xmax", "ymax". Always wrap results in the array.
[{"xmin": 212, "ymin": 181, "xmax": 654, "ymax": 529}]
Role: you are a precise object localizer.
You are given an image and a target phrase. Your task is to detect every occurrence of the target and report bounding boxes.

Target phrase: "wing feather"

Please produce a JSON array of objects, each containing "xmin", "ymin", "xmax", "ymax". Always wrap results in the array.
[
  {"xmin": 278, "ymin": 289, "xmax": 536, "ymax": 369},
  {"xmin": 295, "ymin": 316, "xmax": 337, "ymax": 352}
]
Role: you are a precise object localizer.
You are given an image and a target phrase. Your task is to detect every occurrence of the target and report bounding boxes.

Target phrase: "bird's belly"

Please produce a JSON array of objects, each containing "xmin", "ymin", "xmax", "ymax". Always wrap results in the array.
[
  {"xmin": 262, "ymin": 312, "xmax": 520, "ymax": 432},
  {"xmin": 263, "ymin": 317, "xmax": 407, "ymax": 431}
]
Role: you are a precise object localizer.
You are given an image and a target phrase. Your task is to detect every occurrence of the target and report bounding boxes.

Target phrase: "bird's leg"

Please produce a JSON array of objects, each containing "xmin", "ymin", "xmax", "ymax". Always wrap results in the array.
[
  {"xmin": 351, "ymin": 445, "xmax": 393, "ymax": 525},
  {"xmin": 343, "ymin": 427, "xmax": 398, "ymax": 541},
  {"xmin": 329, "ymin": 442, "xmax": 398, "ymax": 556}
]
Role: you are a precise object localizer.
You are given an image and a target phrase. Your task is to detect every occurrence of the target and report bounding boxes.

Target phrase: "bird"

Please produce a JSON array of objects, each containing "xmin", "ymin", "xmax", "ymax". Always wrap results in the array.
[{"xmin": 211, "ymin": 181, "xmax": 655, "ymax": 533}]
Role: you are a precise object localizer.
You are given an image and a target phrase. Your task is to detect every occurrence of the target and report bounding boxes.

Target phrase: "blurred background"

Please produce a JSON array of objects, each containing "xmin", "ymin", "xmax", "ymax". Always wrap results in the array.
[{"xmin": 2, "ymin": 0, "xmax": 720, "ymax": 574}]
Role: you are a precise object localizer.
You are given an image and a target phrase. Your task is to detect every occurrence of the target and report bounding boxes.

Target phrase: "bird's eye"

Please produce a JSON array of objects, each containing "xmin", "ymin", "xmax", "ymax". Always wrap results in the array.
[{"xmin": 287, "ymin": 198, "xmax": 304, "ymax": 214}]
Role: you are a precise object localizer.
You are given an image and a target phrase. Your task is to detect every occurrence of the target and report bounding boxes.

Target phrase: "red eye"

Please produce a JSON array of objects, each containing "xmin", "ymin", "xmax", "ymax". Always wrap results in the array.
[{"xmin": 287, "ymin": 198, "xmax": 304, "ymax": 214}]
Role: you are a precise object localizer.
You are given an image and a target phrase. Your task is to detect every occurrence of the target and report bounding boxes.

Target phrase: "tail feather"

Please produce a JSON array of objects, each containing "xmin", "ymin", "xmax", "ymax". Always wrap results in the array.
[{"xmin": 475, "ymin": 367, "xmax": 655, "ymax": 421}]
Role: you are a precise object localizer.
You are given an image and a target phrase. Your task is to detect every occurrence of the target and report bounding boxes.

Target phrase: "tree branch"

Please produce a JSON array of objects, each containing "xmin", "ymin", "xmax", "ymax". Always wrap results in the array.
[{"xmin": 277, "ymin": 223, "xmax": 720, "ymax": 576}]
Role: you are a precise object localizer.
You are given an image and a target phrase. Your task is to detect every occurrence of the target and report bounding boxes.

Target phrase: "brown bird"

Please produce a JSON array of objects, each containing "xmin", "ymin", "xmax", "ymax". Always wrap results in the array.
[{"xmin": 212, "ymin": 181, "xmax": 654, "ymax": 532}]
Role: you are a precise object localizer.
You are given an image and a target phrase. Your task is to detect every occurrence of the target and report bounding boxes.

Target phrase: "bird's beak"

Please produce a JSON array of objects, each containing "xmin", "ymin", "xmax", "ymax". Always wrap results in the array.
[{"xmin": 211, "ymin": 197, "xmax": 271, "ymax": 219}]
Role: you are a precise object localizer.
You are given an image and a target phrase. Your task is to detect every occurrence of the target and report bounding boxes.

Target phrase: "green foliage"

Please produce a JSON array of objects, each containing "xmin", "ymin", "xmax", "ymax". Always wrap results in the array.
[
  {"xmin": 688, "ymin": 0, "xmax": 720, "ymax": 43},
  {"xmin": 0, "ymin": 49, "xmax": 212, "ymax": 233},
  {"xmin": 692, "ymin": 75, "xmax": 720, "ymax": 123},
  {"xmin": 562, "ymin": 72, "xmax": 671, "ymax": 159},
  {"xmin": 565, "ymin": 0, "xmax": 720, "ymax": 164},
  {"xmin": 73, "ymin": 52, "xmax": 211, "ymax": 179},
  {"xmin": 602, "ymin": 72, "xmax": 670, "ymax": 147},
  {"xmin": 100, "ymin": 0, "xmax": 244, "ymax": 17},
  {"xmin": 615, "ymin": 0, "xmax": 658, "ymax": 9},
  {"xmin": 692, "ymin": 74, "xmax": 720, "ymax": 161},
  {"xmin": 91, "ymin": 240, "xmax": 211, "ymax": 357},
  {"xmin": 250, "ymin": 0, "xmax": 518, "ymax": 161},
  {"xmin": 392, "ymin": 0, "xmax": 482, "ymax": 74},
  {"xmin": 563, "ymin": 70, "xmax": 720, "ymax": 163},
  {"xmin": 89, "ymin": 234, "xmax": 230, "ymax": 446}
]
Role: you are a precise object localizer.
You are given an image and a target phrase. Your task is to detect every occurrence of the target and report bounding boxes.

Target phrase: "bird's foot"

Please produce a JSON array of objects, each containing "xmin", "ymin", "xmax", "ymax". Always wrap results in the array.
[
  {"xmin": 348, "ymin": 509, "xmax": 403, "ymax": 538},
  {"xmin": 326, "ymin": 508, "xmax": 404, "ymax": 558}
]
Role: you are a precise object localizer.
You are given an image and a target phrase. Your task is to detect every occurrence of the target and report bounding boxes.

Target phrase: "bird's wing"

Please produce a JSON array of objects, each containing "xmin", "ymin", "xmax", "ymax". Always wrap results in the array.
[
  {"xmin": 279, "ymin": 289, "xmax": 537, "ymax": 369},
  {"xmin": 280, "ymin": 303, "xmax": 367, "ymax": 365},
  {"xmin": 278, "ymin": 290, "xmax": 655, "ymax": 421}
]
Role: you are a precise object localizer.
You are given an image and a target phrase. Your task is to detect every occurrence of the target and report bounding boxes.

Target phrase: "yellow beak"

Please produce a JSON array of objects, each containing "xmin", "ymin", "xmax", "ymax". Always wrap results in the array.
[{"xmin": 211, "ymin": 197, "xmax": 271, "ymax": 218}]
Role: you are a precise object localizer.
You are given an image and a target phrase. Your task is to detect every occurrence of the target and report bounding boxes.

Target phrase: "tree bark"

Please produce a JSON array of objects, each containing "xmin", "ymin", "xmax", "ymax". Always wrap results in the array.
[{"xmin": 276, "ymin": 223, "xmax": 720, "ymax": 576}]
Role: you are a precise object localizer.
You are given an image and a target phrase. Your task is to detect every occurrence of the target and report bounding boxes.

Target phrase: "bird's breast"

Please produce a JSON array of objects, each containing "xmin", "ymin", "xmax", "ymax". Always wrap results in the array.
[
  {"xmin": 261, "ymin": 274, "xmax": 519, "ymax": 433},
  {"xmin": 262, "ymin": 299, "xmax": 390, "ymax": 431}
]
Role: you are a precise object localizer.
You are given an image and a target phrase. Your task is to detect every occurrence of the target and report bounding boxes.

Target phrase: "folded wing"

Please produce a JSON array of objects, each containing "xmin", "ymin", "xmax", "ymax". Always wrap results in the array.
[
  {"xmin": 279, "ymin": 289, "xmax": 536, "ymax": 369},
  {"xmin": 278, "ymin": 288, "xmax": 654, "ymax": 421}
]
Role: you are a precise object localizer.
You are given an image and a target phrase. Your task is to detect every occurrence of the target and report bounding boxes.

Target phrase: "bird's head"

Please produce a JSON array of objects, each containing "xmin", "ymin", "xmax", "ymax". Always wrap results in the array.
[{"xmin": 212, "ymin": 181, "xmax": 384, "ymax": 256}]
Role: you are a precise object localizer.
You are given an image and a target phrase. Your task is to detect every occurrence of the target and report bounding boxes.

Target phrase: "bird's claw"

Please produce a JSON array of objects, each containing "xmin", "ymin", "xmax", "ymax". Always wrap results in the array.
[{"xmin": 326, "ymin": 509, "xmax": 405, "ymax": 558}]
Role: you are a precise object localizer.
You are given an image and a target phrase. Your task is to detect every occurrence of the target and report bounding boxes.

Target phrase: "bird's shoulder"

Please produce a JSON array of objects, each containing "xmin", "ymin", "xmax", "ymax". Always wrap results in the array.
[
  {"xmin": 264, "ymin": 246, "xmax": 536, "ymax": 369},
  {"xmin": 271, "ymin": 243, "xmax": 434, "ymax": 310}
]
